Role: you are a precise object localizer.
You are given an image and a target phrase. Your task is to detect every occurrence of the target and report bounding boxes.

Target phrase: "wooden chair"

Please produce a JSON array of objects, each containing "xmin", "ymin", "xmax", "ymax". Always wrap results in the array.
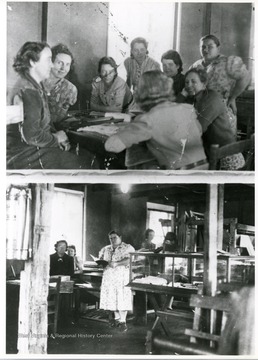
[
  {"xmin": 48, "ymin": 276, "xmax": 61, "ymax": 335},
  {"xmin": 209, "ymin": 134, "xmax": 254, "ymax": 170},
  {"xmin": 146, "ymin": 292, "xmax": 232, "ymax": 355},
  {"xmin": 6, "ymin": 103, "xmax": 23, "ymax": 125}
]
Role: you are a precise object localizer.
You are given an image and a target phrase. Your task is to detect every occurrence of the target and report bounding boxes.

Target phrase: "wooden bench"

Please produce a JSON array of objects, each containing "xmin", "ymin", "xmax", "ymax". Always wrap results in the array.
[{"xmin": 146, "ymin": 292, "xmax": 232, "ymax": 355}]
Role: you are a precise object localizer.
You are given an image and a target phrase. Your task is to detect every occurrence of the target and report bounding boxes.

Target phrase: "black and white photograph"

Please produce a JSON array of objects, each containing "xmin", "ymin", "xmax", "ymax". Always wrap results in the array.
[
  {"xmin": 6, "ymin": 183, "xmax": 255, "ymax": 355},
  {"xmin": 6, "ymin": 1, "xmax": 254, "ymax": 171},
  {"xmin": 3, "ymin": 0, "xmax": 256, "ymax": 359}
]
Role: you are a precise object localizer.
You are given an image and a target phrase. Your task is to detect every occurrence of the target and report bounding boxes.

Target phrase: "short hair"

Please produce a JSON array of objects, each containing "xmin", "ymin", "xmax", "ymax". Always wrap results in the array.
[
  {"xmin": 200, "ymin": 34, "xmax": 220, "ymax": 47},
  {"xmin": 68, "ymin": 245, "xmax": 76, "ymax": 254},
  {"xmin": 185, "ymin": 68, "xmax": 208, "ymax": 84},
  {"xmin": 98, "ymin": 56, "xmax": 118, "ymax": 77},
  {"xmin": 145, "ymin": 229, "xmax": 155, "ymax": 238},
  {"xmin": 54, "ymin": 240, "xmax": 68, "ymax": 251},
  {"xmin": 130, "ymin": 37, "xmax": 149, "ymax": 57},
  {"xmin": 13, "ymin": 41, "xmax": 50, "ymax": 76},
  {"xmin": 135, "ymin": 70, "xmax": 173, "ymax": 112},
  {"xmin": 108, "ymin": 230, "xmax": 121, "ymax": 238},
  {"xmin": 51, "ymin": 43, "xmax": 74, "ymax": 70},
  {"xmin": 161, "ymin": 50, "xmax": 183, "ymax": 74}
]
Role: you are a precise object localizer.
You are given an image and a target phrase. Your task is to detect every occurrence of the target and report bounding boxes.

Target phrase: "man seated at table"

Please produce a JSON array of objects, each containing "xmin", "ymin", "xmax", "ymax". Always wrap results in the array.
[
  {"xmin": 44, "ymin": 43, "xmax": 77, "ymax": 127},
  {"xmin": 50, "ymin": 240, "xmax": 74, "ymax": 276}
]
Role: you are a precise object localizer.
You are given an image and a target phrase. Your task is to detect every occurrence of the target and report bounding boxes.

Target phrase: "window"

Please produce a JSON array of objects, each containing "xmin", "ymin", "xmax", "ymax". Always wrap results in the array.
[
  {"xmin": 107, "ymin": 2, "xmax": 176, "ymax": 81},
  {"xmin": 49, "ymin": 188, "xmax": 85, "ymax": 259},
  {"xmin": 146, "ymin": 202, "xmax": 175, "ymax": 247}
]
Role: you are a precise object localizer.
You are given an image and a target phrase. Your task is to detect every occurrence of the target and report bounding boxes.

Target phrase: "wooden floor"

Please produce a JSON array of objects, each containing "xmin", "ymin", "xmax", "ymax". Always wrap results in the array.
[{"xmin": 7, "ymin": 309, "xmax": 193, "ymax": 355}]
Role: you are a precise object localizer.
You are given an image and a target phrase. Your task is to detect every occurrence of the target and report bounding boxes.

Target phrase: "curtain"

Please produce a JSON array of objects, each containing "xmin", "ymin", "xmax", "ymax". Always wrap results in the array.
[{"xmin": 6, "ymin": 186, "xmax": 32, "ymax": 260}]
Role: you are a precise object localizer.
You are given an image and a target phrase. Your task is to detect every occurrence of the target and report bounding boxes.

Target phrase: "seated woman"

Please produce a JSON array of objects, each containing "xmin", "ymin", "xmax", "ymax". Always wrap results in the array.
[
  {"xmin": 189, "ymin": 34, "xmax": 251, "ymax": 136},
  {"xmin": 7, "ymin": 41, "xmax": 95, "ymax": 169},
  {"xmin": 98, "ymin": 230, "xmax": 135, "ymax": 332},
  {"xmin": 90, "ymin": 57, "xmax": 132, "ymax": 113},
  {"xmin": 105, "ymin": 70, "xmax": 207, "ymax": 170},
  {"xmin": 161, "ymin": 50, "xmax": 185, "ymax": 100},
  {"xmin": 184, "ymin": 68, "xmax": 245, "ymax": 170},
  {"xmin": 67, "ymin": 245, "xmax": 83, "ymax": 273},
  {"xmin": 140, "ymin": 229, "xmax": 156, "ymax": 251},
  {"xmin": 44, "ymin": 43, "xmax": 77, "ymax": 126},
  {"xmin": 124, "ymin": 37, "xmax": 160, "ymax": 91}
]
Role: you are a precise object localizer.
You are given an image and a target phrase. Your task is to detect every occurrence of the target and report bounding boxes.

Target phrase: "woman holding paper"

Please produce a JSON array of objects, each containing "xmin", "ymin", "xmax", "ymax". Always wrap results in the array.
[
  {"xmin": 90, "ymin": 57, "xmax": 133, "ymax": 113},
  {"xmin": 98, "ymin": 230, "xmax": 135, "ymax": 332}
]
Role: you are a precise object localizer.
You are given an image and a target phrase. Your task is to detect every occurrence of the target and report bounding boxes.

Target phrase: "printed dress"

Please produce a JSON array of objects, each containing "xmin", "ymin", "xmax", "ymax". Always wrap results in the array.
[
  {"xmin": 44, "ymin": 77, "xmax": 77, "ymax": 123},
  {"xmin": 91, "ymin": 76, "xmax": 132, "ymax": 112},
  {"xmin": 124, "ymin": 56, "xmax": 160, "ymax": 90},
  {"xmin": 98, "ymin": 242, "xmax": 135, "ymax": 311},
  {"xmin": 190, "ymin": 54, "xmax": 249, "ymax": 136}
]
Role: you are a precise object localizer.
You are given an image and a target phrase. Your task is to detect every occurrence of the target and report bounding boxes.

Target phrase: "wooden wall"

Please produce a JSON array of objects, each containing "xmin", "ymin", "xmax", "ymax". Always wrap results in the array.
[
  {"xmin": 7, "ymin": 2, "xmax": 253, "ymax": 105},
  {"xmin": 47, "ymin": 2, "xmax": 108, "ymax": 108},
  {"xmin": 7, "ymin": 2, "xmax": 43, "ymax": 101},
  {"xmin": 180, "ymin": 2, "xmax": 253, "ymax": 70}
]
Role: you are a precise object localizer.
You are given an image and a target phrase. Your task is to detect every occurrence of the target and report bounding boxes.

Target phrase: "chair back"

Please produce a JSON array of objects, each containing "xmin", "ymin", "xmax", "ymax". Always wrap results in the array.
[
  {"xmin": 48, "ymin": 276, "xmax": 61, "ymax": 335},
  {"xmin": 209, "ymin": 134, "xmax": 254, "ymax": 170},
  {"xmin": 185, "ymin": 293, "xmax": 232, "ymax": 350},
  {"xmin": 6, "ymin": 103, "xmax": 24, "ymax": 125}
]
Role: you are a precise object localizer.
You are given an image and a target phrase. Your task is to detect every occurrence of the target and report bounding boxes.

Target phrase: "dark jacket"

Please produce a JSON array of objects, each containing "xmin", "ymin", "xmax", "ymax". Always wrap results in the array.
[
  {"xmin": 50, "ymin": 252, "xmax": 74, "ymax": 276},
  {"xmin": 193, "ymin": 89, "xmax": 235, "ymax": 157},
  {"xmin": 7, "ymin": 72, "xmax": 58, "ymax": 153}
]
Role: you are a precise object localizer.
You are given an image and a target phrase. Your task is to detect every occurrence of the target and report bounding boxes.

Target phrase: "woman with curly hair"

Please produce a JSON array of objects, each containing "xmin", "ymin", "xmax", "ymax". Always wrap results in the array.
[
  {"xmin": 90, "ymin": 56, "xmax": 132, "ymax": 113},
  {"xmin": 105, "ymin": 70, "xmax": 207, "ymax": 170},
  {"xmin": 7, "ymin": 41, "xmax": 96, "ymax": 169},
  {"xmin": 161, "ymin": 49, "xmax": 185, "ymax": 99},
  {"xmin": 44, "ymin": 43, "xmax": 78, "ymax": 125}
]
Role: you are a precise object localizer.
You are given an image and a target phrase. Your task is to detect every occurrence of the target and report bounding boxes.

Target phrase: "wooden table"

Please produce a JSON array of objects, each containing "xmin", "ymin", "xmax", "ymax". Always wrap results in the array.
[{"xmin": 128, "ymin": 282, "xmax": 196, "ymax": 333}]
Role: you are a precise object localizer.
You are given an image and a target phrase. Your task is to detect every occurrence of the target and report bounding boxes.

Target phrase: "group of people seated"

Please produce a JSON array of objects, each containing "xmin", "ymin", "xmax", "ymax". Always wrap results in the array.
[
  {"xmin": 50, "ymin": 240, "xmax": 83, "ymax": 276},
  {"xmin": 7, "ymin": 35, "xmax": 250, "ymax": 170}
]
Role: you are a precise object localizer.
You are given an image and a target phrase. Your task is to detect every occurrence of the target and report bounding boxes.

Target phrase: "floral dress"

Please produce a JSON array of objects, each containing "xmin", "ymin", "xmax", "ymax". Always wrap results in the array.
[
  {"xmin": 190, "ymin": 54, "xmax": 249, "ymax": 136},
  {"xmin": 124, "ymin": 56, "xmax": 161, "ymax": 90},
  {"xmin": 44, "ymin": 77, "xmax": 77, "ymax": 123},
  {"xmin": 98, "ymin": 242, "xmax": 135, "ymax": 311}
]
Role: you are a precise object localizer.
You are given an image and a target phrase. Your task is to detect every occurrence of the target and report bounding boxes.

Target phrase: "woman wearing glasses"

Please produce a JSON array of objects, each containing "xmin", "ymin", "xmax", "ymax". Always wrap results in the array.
[{"xmin": 90, "ymin": 57, "xmax": 132, "ymax": 113}]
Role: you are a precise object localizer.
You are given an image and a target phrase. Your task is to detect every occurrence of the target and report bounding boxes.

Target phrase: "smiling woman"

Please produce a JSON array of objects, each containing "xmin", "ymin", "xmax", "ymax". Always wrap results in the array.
[
  {"xmin": 7, "ymin": 41, "xmax": 95, "ymax": 170},
  {"xmin": 44, "ymin": 43, "xmax": 78, "ymax": 125},
  {"xmin": 90, "ymin": 56, "xmax": 132, "ymax": 113}
]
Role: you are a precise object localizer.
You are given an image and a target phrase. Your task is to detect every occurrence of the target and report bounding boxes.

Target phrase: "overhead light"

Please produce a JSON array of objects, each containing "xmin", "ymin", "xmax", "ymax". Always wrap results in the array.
[{"xmin": 120, "ymin": 184, "xmax": 130, "ymax": 194}]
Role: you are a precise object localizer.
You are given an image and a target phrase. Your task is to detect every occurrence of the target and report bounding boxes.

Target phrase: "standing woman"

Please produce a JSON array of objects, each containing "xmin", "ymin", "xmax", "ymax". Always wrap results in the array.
[
  {"xmin": 98, "ymin": 230, "xmax": 135, "ymax": 332},
  {"xmin": 90, "ymin": 57, "xmax": 132, "ymax": 113},
  {"xmin": 124, "ymin": 37, "xmax": 160, "ymax": 91},
  {"xmin": 44, "ymin": 43, "xmax": 78, "ymax": 125},
  {"xmin": 190, "ymin": 34, "xmax": 250, "ymax": 136},
  {"xmin": 7, "ymin": 41, "xmax": 93, "ymax": 169},
  {"xmin": 161, "ymin": 50, "xmax": 185, "ymax": 99}
]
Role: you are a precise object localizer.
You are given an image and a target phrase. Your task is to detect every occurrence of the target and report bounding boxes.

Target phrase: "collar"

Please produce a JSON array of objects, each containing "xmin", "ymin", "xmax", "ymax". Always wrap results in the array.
[
  {"xmin": 202, "ymin": 54, "xmax": 224, "ymax": 66},
  {"xmin": 23, "ymin": 72, "xmax": 44, "ymax": 92}
]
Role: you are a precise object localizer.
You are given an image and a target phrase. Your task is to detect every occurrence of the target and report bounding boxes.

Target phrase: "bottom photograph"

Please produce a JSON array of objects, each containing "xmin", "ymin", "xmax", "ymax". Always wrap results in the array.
[{"xmin": 6, "ymin": 183, "xmax": 255, "ymax": 356}]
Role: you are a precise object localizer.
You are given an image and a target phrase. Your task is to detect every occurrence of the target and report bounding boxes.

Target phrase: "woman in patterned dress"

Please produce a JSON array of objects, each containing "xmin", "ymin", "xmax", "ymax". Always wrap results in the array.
[
  {"xmin": 124, "ymin": 37, "xmax": 160, "ymax": 91},
  {"xmin": 44, "ymin": 43, "xmax": 77, "ymax": 126},
  {"xmin": 98, "ymin": 230, "xmax": 135, "ymax": 332},
  {"xmin": 90, "ymin": 57, "xmax": 132, "ymax": 113},
  {"xmin": 189, "ymin": 34, "xmax": 250, "ymax": 136}
]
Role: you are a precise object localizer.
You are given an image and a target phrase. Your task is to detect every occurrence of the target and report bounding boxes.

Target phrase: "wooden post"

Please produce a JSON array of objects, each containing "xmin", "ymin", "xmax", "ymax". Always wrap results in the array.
[
  {"xmin": 217, "ymin": 184, "xmax": 224, "ymax": 250},
  {"xmin": 18, "ymin": 184, "xmax": 54, "ymax": 354},
  {"xmin": 203, "ymin": 184, "xmax": 218, "ymax": 296}
]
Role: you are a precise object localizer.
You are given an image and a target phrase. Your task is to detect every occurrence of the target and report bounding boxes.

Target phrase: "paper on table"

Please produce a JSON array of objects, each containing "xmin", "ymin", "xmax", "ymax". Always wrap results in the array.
[
  {"xmin": 77, "ymin": 124, "xmax": 119, "ymax": 136},
  {"xmin": 104, "ymin": 112, "xmax": 131, "ymax": 123}
]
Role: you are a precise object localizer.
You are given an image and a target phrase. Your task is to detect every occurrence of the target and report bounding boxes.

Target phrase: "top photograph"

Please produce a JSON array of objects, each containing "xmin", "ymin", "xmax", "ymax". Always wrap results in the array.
[{"xmin": 6, "ymin": 2, "xmax": 255, "ymax": 171}]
